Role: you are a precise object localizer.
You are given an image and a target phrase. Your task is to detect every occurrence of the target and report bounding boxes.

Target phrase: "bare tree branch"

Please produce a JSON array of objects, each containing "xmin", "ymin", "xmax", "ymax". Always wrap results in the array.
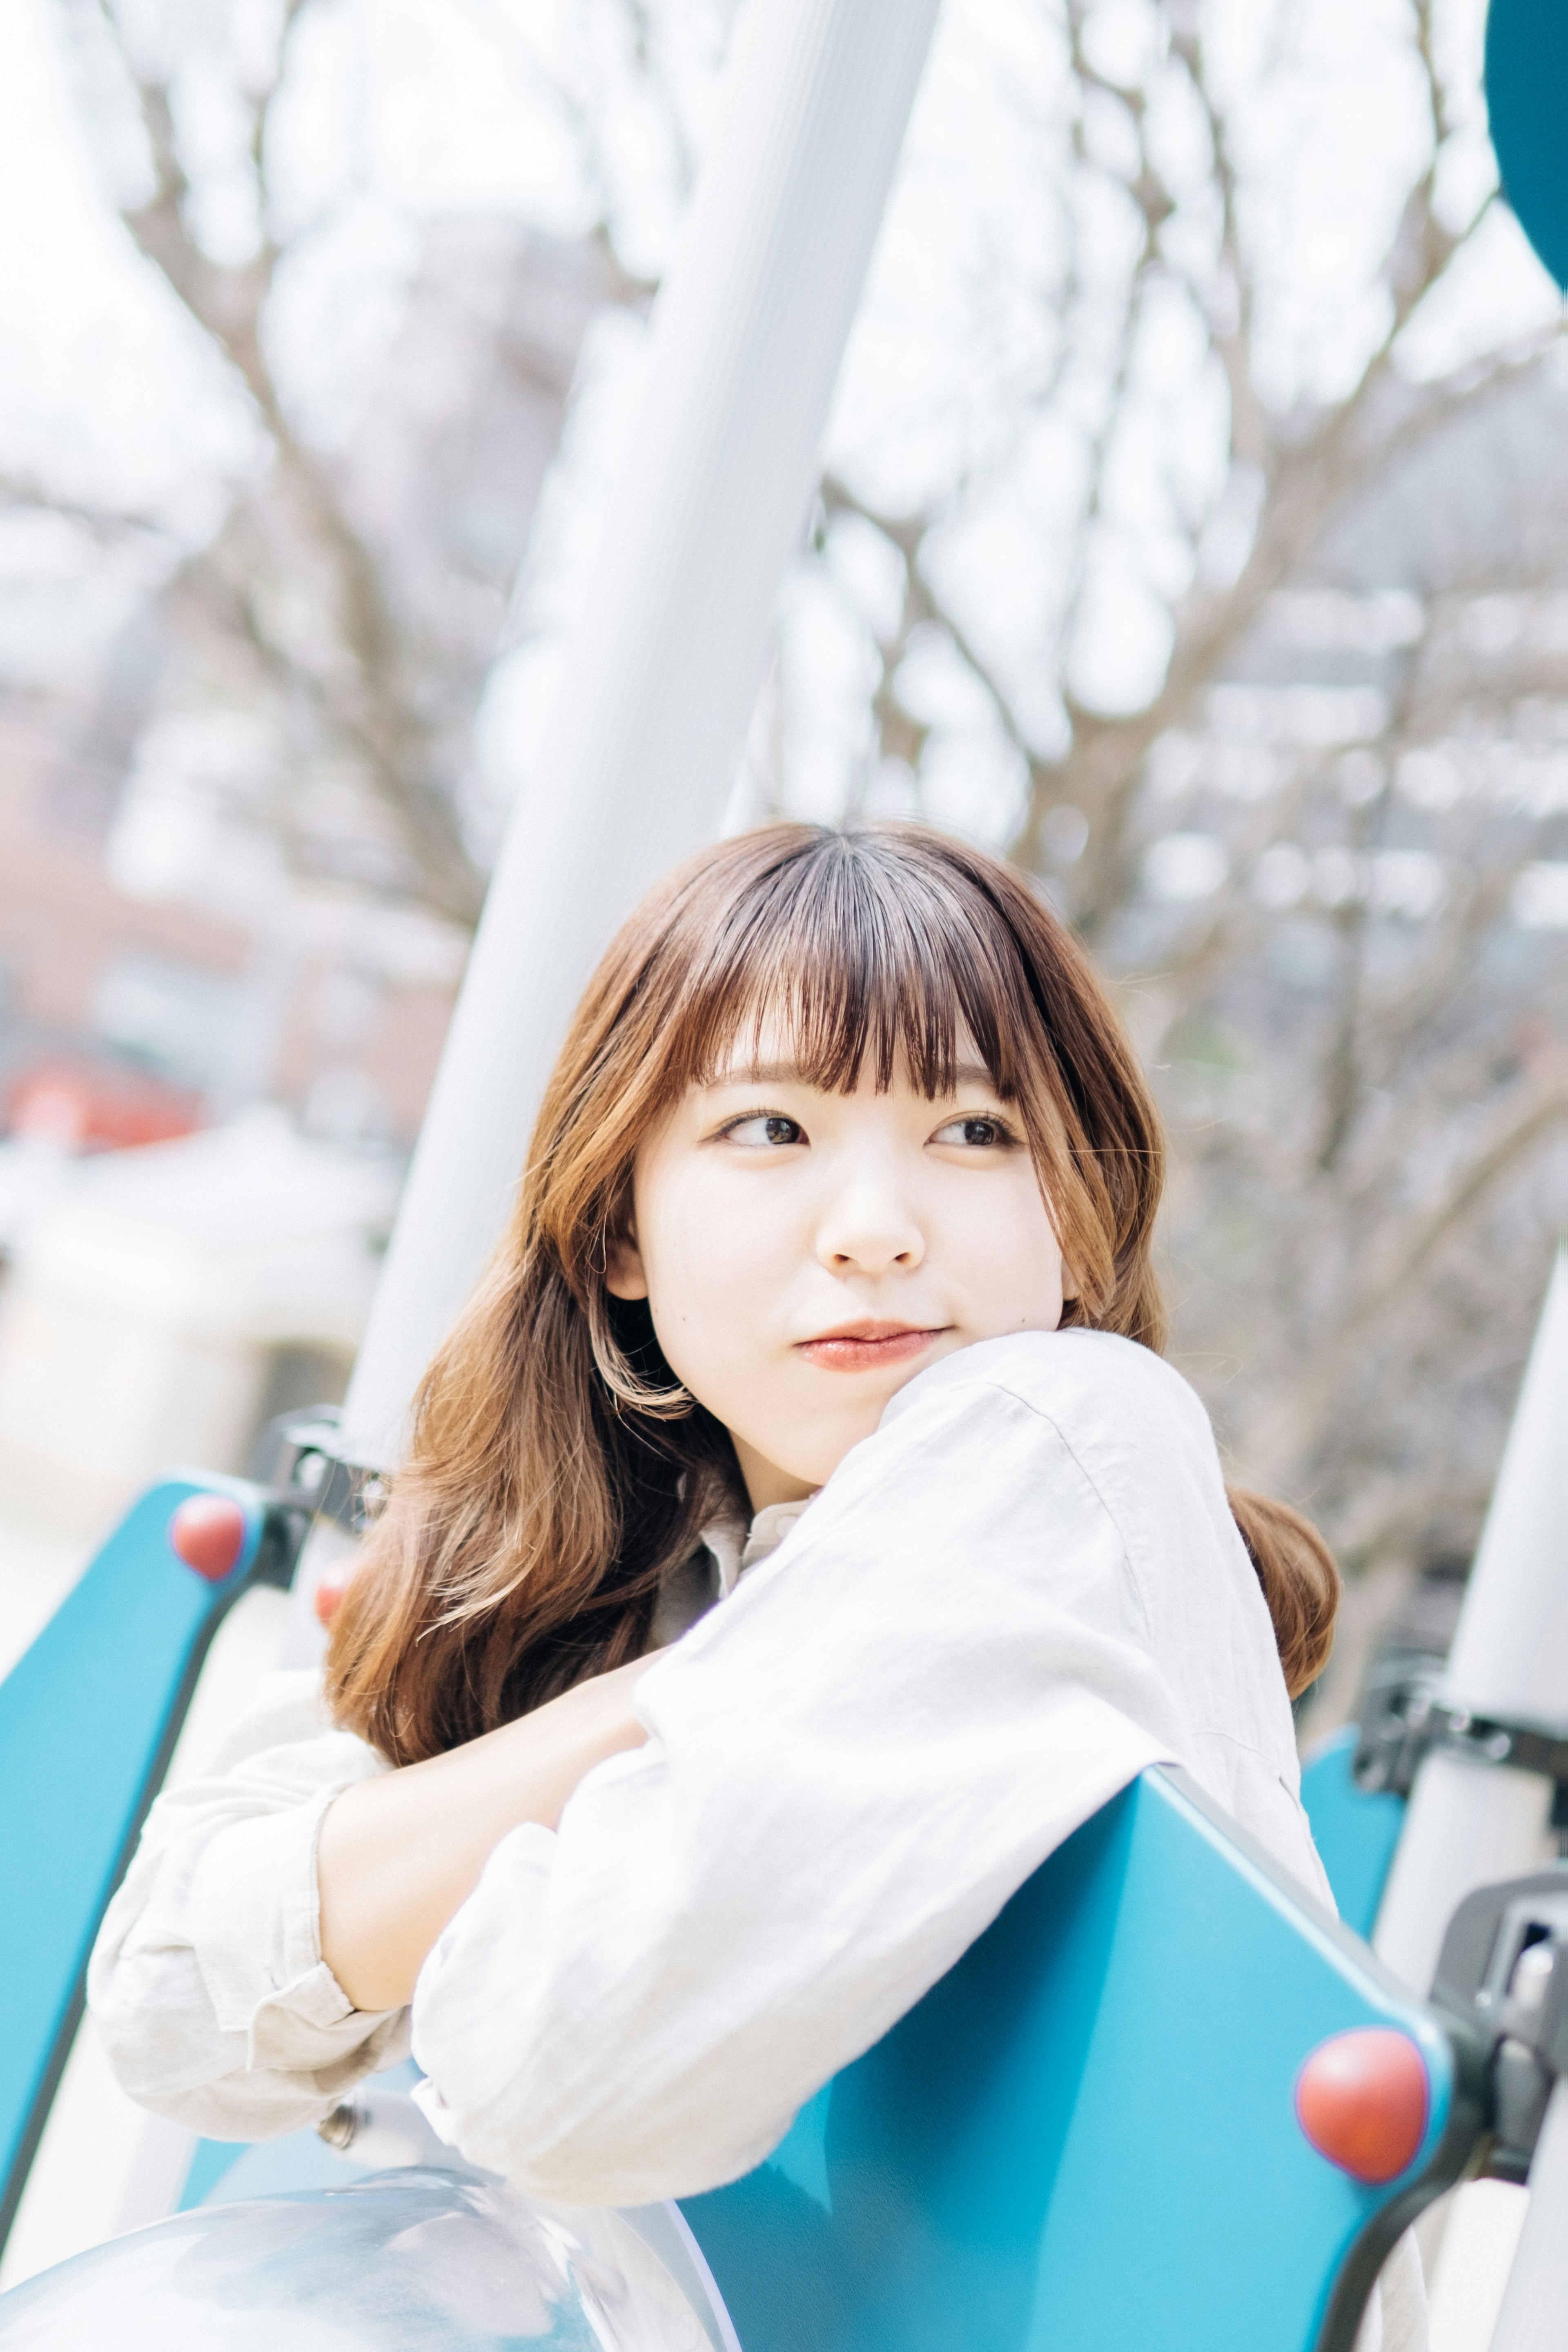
[
  {"xmin": 1245, "ymin": 1076, "xmax": 1568, "ymax": 1486},
  {"xmin": 78, "ymin": 0, "xmax": 488, "ymax": 925}
]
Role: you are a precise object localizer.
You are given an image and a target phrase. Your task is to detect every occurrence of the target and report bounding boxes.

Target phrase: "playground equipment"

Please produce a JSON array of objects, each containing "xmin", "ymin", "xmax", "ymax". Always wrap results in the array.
[
  {"xmin": 1486, "ymin": 0, "xmax": 1568, "ymax": 293},
  {"xmin": 1327, "ymin": 1254, "xmax": 1568, "ymax": 2344},
  {"xmin": 4, "ymin": 0, "xmax": 1568, "ymax": 2339},
  {"xmin": 0, "ymin": 1453, "xmax": 1502, "ymax": 2350}
]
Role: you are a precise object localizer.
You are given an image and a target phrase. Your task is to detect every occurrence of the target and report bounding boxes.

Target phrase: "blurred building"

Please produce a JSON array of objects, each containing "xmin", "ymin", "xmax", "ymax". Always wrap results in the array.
[
  {"xmin": 0, "ymin": 1113, "xmax": 398, "ymax": 1536},
  {"xmin": 0, "ymin": 700, "xmax": 461, "ymax": 1147},
  {"xmin": 0, "ymin": 218, "xmax": 619, "ymax": 1154},
  {"xmin": 1134, "ymin": 363, "xmax": 1568, "ymax": 969},
  {"xmin": 1133, "ymin": 355, "xmax": 1568, "ymax": 1593},
  {"xmin": 0, "ymin": 219, "xmax": 620, "ymax": 1541}
]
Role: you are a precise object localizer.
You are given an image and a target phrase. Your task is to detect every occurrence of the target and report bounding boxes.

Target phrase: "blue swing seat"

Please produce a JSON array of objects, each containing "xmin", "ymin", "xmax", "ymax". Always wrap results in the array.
[
  {"xmin": 0, "ymin": 1477, "xmax": 1479, "ymax": 2352},
  {"xmin": 683, "ymin": 1763, "xmax": 1470, "ymax": 2352}
]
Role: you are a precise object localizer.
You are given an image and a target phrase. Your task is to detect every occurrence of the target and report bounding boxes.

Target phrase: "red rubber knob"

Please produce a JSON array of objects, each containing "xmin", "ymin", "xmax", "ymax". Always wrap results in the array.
[
  {"xmin": 1294, "ymin": 2028, "xmax": 1430, "ymax": 2183},
  {"xmin": 169, "ymin": 1495, "xmax": 249, "ymax": 1582},
  {"xmin": 313, "ymin": 1563, "xmax": 354, "ymax": 1628}
]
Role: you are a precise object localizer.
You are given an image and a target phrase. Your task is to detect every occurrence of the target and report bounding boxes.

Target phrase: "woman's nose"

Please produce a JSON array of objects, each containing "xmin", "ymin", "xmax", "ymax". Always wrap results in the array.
[{"xmin": 815, "ymin": 1169, "xmax": 925, "ymax": 1275}]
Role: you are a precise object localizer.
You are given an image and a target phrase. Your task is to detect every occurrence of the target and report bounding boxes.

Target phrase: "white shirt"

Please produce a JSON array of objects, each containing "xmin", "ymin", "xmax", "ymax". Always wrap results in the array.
[{"xmin": 88, "ymin": 1330, "xmax": 1420, "ymax": 2340}]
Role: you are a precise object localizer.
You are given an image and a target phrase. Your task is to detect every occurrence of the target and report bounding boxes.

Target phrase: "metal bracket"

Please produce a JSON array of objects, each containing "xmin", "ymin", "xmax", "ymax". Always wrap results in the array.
[
  {"xmin": 1353, "ymin": 1656, "xmax": 1568, "ymax": 1842},
  {"xmin": 1434, "ymin": 1869, "xmax": 1568, "ymax": 2183},
  {"xmin": 267, "ymin": 1407, "xmax": 391, "ymax": 1539}
]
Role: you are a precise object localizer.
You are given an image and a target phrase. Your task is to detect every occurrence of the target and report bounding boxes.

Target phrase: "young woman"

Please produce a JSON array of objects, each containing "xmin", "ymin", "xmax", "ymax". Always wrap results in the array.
[{"xmin": 92, "ymin": 822, "xmax": 1414, "ymax": 2334}]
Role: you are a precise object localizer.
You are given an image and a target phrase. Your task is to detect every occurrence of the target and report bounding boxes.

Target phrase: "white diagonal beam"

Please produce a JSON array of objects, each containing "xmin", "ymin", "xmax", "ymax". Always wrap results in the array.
[{"xmin": 340, "ymin": 0, "xmax": 944, "ymax": 1467}]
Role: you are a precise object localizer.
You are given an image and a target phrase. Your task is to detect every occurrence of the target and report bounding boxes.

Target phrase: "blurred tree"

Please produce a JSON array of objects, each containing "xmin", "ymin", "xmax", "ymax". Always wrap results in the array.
[
  {"xmin": 18, "ymin": 0, "xmax": 1568, "ymax": 1604},
  {"xmin": 744, "ymin": 0, "xmax": 1568, "ymax": 1592},
  {"xmin": 30, "ymin": 0, "xmax": 640, "ymax": 927}
]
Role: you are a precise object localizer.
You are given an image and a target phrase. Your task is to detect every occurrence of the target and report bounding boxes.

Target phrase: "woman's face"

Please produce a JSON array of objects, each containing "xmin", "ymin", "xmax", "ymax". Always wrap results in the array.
[{"xmin": 605, "ymin": 1028, "xmax": 1067, "ymax": 1508}]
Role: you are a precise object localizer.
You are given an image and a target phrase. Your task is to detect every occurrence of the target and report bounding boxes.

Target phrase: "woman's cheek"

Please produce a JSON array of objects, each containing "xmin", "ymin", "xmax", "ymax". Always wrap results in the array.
[
  {"xmin": 971, "ymin": 1190, "xmax": 1064, "ymax": 1334},
  {"xmin": 648, "ymin": 1196, "xmax": 766, "ymax": 1390}
]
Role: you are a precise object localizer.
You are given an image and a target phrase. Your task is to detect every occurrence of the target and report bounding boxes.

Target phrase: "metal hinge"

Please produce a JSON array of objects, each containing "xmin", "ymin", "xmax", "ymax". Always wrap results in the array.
[
  {"xmin": 1353, "ymin": 1656, "xmax": 1568, "ymax": 1846},
  {"xmin": 1434, "ymin": 1870, "xmax": 1568, "ymax": 2182}
]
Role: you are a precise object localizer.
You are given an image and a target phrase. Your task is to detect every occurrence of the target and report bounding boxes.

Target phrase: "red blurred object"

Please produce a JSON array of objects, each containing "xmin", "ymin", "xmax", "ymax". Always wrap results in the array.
[
  {"xmin": 4, "ymin": 1059, "xmax": 202, "ymax": 1152},
  {"xmin": 1293, "ymin": 2028, "xmax": 1430, "ymax": 2183},
  {"xmin": 313, "ymin": 1562, "xmax": 355, "ymax": 1628},
  {"xmin": 169, "ymin": 1495, "xmax": 249, "ymax": 1583}
]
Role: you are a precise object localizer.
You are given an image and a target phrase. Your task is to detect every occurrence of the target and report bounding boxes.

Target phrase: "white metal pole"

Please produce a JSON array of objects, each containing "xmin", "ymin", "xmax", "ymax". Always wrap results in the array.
[
  {"xmin": 1374, "ymin": 1249, "xmax": 1568, "ymax": 1994},
  {"xmin": 1489, "ymin": 2077, "xmax": 1568, "ymax": 2352},
  {"xmin": 335, "ymin": 0, "xmax": 944, "ymax": 1470}
]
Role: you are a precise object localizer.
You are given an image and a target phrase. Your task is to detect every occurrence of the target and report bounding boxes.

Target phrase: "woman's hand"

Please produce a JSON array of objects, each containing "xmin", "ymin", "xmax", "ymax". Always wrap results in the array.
[{"xmin": 318, "ymin": 1650, "xmax": 664, "ymax": 2014}]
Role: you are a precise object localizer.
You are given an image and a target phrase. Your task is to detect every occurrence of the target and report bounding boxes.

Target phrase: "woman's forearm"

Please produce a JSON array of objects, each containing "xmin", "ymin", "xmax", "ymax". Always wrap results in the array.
[{"xmin": 317, "ymin": 1656, "xmax": 655, "ymax": 2012}]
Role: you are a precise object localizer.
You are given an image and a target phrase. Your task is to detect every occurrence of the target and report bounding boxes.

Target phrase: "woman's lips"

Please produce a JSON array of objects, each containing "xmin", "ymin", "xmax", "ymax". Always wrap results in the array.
[{"xmin": 796, "ymin": 1325, "xmax": 948, "ymax": 1372}]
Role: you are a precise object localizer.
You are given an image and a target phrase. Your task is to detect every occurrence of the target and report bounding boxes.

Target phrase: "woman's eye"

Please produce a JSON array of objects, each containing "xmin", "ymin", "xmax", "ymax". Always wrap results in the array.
[
  {"xmin": 724, "ymin": 1113, "xmax": 805, "ymax": 1148},
  {"xmin": 933, "ymin": 1115, "xmax": 1011, "ymax": 1148}
]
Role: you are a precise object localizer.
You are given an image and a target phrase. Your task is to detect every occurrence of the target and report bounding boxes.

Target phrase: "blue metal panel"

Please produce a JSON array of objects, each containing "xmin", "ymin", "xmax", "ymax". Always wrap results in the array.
[
  {"xmin": 0, "ymin": 1748, "xmax": 1478, "ymax": 2348},
  {"xmin": 180, "ymin": 2062, "xmax": 426, "ymax": 2212},
  {"xmin": 1300, "ymin": 1727, "xmax": 1406, "ymax": 1942},
  {"xmin": 0, "ymin": 1477, "xmax": 268, "ymax": 2246},
  {"xmin": 1487, "ymin": 0, "xmax": 1568, "ymax": 288},
  {"xmin": 680, "ymin": 1768, "xmax": 1476, "ymax": 2352}
]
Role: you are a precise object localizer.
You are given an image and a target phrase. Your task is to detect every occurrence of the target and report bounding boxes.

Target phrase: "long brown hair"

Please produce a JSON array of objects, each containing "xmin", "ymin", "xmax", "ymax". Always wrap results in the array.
[{"xmin": 327, "ymin": 822, "xmax": 1337, "ymax": 1762}]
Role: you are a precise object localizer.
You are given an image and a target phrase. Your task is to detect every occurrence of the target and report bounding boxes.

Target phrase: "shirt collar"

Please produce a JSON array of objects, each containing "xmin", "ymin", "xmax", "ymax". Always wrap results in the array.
[{"xmin": 699, "ymin": 1494, "xmax": 817, "ymax": 1598}]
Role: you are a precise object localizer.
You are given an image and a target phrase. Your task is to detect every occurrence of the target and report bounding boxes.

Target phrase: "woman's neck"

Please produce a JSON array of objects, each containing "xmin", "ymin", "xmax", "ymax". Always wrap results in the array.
[{"xmin": 731, "ymin": 1430, "xmax": 819, "ymax": 1513}]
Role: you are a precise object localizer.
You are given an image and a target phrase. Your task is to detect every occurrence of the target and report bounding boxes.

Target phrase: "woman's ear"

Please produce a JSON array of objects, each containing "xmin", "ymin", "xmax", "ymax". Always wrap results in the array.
[{"xmin": 604, "ymin": 1229, "xmax": 650, "ymax": 1300}]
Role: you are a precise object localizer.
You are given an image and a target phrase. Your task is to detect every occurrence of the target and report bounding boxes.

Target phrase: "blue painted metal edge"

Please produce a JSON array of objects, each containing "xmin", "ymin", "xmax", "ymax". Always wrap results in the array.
[
  {"xmin": 1154, "ymin": 1768, "xmax": 1487, "ymax": 2352},
  {"xmin": 1298, "ymin": 1727, "xmax": 1406, "ymax": 1944},
  {"xmin": 0, "ymin": 1474, "xmax": 296, "ymax": 2253},
  {"xmin": 1486, "ymin": 0, "xmax": 1568, "ymax": 291}
]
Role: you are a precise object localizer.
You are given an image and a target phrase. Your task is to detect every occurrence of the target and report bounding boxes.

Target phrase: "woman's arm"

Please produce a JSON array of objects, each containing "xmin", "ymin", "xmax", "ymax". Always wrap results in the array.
[
  {"xmin": 90, "ymin": 1655, "xmax": 658, "ymax": 2139},
  {"xmin": 317, "ymin": 1652, "xmax": 658, "ymax": 2012},
  {"xmin": 409, "ymin": 1343, "xmax": 1191, "ymax": 2207},
  {"xmin": 88, "ymin": 1682, "xmax": 408, "ymax": 2141}
]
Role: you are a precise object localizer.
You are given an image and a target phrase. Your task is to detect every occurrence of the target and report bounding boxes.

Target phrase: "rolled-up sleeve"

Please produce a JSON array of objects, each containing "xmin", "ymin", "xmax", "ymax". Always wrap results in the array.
[
  {"xmin": 412, "ymin": 1348, "xmax": 1181, "ymax": 2208},
  {"xmin": 89, "ymin": 1675, "xmax": 409, "ymax": 2141}
]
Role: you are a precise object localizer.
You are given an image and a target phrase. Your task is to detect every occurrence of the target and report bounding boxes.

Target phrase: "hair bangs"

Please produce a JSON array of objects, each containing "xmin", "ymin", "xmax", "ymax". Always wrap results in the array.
[{"xmin": 662, "ymin": 831, "xmax": 1033, "ymax": 1103}]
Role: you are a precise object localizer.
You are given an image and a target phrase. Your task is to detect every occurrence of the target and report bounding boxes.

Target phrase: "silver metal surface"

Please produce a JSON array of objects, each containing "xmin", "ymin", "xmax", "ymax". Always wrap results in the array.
[{"xmin": 0, "ymin": 2169, "xmax": 719, "ymax": 2350}]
